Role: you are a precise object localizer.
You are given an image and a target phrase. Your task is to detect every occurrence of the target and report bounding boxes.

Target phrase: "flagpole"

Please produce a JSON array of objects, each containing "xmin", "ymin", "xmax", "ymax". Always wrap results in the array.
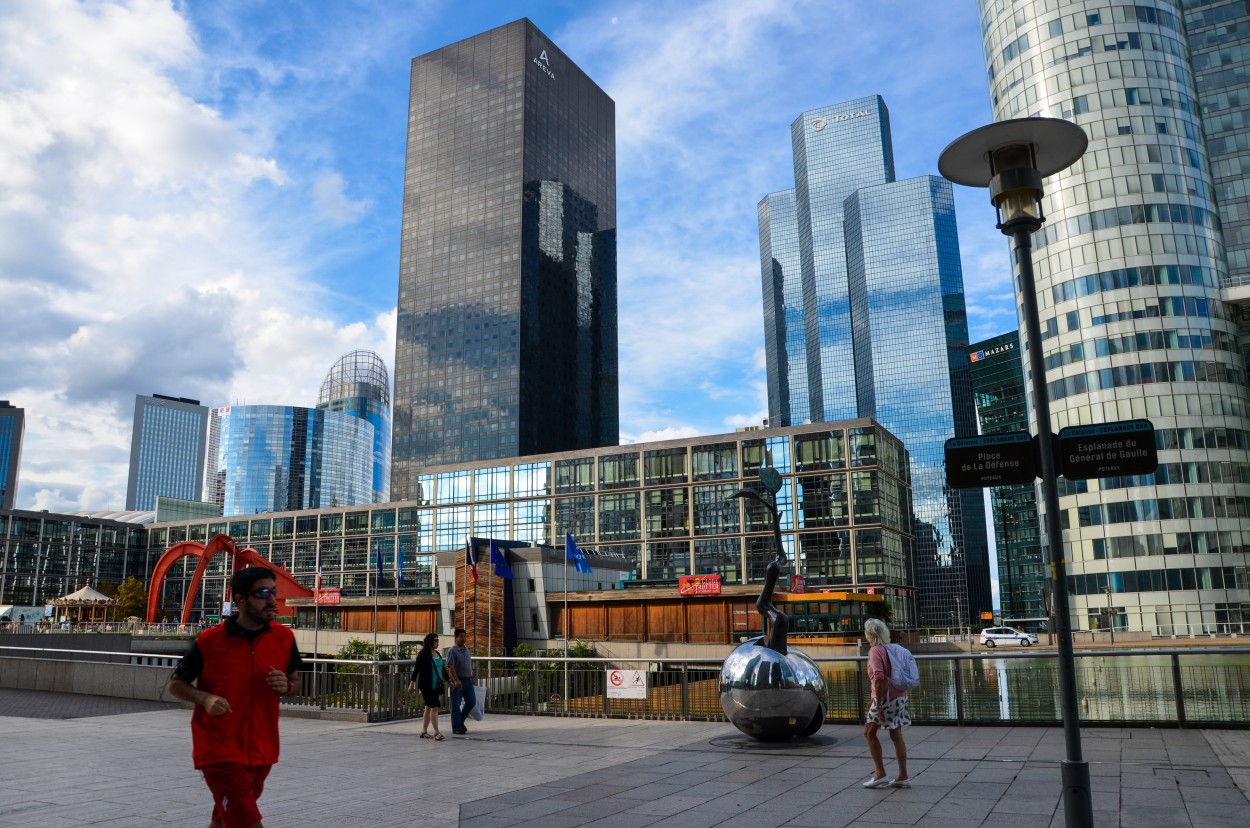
[
  {"xmin": 313, "ymin": 567, "xmax": 321, "ymax": 701},
  {"xmin": 394, "ymin": 551, "xmax": 400, "ymax": 651},
  {"xmin": 563, "ymin": 540, "xmax": 569, "ymax": 710},
  {"xmin": 487, "ymin": 542, "xmax": 493, "ymax": 701},
  {"xmin": 372, "ymin": 555, "xmax": 379, "ymax": 655}
]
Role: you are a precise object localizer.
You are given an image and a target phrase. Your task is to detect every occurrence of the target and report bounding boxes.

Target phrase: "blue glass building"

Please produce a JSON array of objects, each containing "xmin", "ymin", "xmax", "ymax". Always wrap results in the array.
[
  {"xmin": 759, "ymin": 97, "xmax": 990, "ymax": 626},
  {"xmin": 317, "ymin": 350, "xmax": 392, "ymax": 503},
  {"xmin": 213, "ymin": 405, "xmax": 374, "ymax": 517},
  {"xmin": 758, "ymin": 191, "xmax": 810, "ymax": 425},
  {"xmin": 125, "ymin": 394, "xmax": 209, "ymax": 511},
  {"xmin": 0, "ymin": 401, "xmax": 23, "ymax": 510}
]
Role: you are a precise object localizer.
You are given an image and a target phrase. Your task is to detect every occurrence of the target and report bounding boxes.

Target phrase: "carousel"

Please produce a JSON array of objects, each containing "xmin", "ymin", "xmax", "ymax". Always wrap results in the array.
[{"xmin": 52, "ymin": 585, "xmax": 117, "ymax": 625}]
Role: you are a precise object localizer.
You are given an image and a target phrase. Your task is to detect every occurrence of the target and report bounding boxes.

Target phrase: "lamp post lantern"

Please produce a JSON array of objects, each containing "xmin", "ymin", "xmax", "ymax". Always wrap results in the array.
[{"xmin": 939, "ymin": 117, "xmax": 1092, "ymax": 828}]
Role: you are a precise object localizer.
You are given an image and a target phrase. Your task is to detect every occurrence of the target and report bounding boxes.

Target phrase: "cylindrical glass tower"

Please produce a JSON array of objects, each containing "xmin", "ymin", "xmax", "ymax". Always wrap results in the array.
[
  {"xmin": 318, "ymin": 350, "xmax": 392, "ymax": 503},
  {"xmin": 215, "ymin": 405, "xmax": 374, "ymax": 517},
  {"xmin": 978, "ymin": 0, "xmax": 1250, "ymax": 635}
]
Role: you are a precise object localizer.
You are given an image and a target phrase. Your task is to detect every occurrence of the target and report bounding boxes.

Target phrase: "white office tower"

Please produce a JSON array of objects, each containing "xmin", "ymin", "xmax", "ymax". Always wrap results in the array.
[{"xmin": 976, "ymin": 0, "xmax": 1250, "ymax": 635}]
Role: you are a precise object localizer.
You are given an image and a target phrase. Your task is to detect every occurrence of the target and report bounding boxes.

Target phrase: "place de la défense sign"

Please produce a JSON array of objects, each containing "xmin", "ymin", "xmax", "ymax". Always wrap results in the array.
[
  {"xmin": 943, "ymin": 431, "xmax": 1036, "ymax": 489},
  {"xmin": 1057, "ymin": 419, "xmax": 1157, "ymax": 480}
]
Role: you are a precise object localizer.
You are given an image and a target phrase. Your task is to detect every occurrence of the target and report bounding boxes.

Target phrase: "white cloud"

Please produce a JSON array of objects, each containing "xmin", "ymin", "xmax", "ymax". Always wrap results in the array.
[
  {"xmin": 0, "ymin": 1, "xmax": 396, "ymax": 510},
  {"xmin": 312, "ymin": 172, "xmax": 370, "ymax": 225}
]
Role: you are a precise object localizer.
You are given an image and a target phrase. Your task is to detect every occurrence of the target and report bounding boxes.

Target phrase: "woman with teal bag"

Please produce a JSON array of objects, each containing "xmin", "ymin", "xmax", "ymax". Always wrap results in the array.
[{"xmin": 407, "ymin": 632, "xmax": 448, "ymax": 740}]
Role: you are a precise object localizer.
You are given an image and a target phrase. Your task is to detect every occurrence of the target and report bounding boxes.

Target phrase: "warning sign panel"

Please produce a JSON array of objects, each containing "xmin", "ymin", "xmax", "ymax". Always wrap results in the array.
[{"xmin": 606, "ymin": 669, "xmax": 647, "ymax": 699}]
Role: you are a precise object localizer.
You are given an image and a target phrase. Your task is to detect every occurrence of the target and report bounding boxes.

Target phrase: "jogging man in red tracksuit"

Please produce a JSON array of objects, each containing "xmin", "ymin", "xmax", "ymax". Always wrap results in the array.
[{"xmin": 168, "ymin": 567, "xmax": 302, "ymax": 828}]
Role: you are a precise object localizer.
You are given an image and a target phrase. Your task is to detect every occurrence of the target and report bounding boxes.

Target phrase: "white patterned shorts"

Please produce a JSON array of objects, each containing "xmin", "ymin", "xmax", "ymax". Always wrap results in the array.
[{"xmin": 866, "ymin": 695, "xmax": 911, "ymax": 729}]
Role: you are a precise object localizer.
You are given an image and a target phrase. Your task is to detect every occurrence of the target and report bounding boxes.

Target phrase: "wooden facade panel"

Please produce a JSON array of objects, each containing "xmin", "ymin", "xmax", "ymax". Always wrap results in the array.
[
  {"xmin": 606, "ymin": 603, "xmax": 645, "ymax": 640},
  {"xmin": 569, "ymin": 604, "xmax": 605, "ymax": 639},
  {"xmin": 685, "ymin": 600, "xmax": 731, "ymax": 643},
  {"xmin": 645, "ymin": 601, "xmax": 685, "ymax": 642}
]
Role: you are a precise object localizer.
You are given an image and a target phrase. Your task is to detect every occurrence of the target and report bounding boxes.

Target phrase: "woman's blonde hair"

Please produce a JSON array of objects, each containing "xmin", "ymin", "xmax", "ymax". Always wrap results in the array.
[{"xmin": 863, "ymin": 618, "xmax": 890, "ymax": 646}]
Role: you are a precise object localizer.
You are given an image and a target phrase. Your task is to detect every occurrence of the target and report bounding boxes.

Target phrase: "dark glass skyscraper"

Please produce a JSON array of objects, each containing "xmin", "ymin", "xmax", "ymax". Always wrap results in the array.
[
  {"xmin": 759, "ymin": 98, "xmax": 990, "ymax": 626},
  {"xmin": 0, "ymin": 401, "xmax": 22, "ymax": 510},
  {"xmin": 392, "ymin": 19, "xmax": 618, "ymax": 498},
  {"xmin": 125, "ymin": 394, "xmax": 209, "ymax": 511},
  {"xmin": 967, "ymin": 332, "xmax": 1046, "ymax": 624}
]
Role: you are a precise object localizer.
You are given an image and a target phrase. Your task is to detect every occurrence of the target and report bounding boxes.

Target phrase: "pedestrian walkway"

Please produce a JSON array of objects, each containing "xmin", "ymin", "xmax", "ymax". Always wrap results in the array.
[{"xmin": 0, "ymin": 689, "xmax": 1246, "ymax": 826}]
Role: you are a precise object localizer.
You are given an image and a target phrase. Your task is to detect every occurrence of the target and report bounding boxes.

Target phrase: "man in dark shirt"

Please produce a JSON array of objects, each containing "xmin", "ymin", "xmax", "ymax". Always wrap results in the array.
[
  {"xmin": 447, "ymin": 627, "xmax": 476, "ymax": 735},
  {"xmin": 168, "ymin": 567, "xmax": 302, "ymax": 828}
]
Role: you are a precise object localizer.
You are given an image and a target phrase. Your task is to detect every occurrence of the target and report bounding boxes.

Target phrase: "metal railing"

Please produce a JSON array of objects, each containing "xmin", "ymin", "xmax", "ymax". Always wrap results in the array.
[
  {"xmin": 4, "ymin": 645, "xmax": 1247, "ymax": 727},
  {"xmin": 283, "ymin": 648, "xmax": 1249, "ymax": 727}
]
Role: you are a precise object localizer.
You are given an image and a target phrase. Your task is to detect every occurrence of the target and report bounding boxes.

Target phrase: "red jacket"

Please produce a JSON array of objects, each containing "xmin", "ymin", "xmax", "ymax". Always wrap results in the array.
[{"xmin": 190, "ymin": 620, "xmax": 295, "ymax": 768}]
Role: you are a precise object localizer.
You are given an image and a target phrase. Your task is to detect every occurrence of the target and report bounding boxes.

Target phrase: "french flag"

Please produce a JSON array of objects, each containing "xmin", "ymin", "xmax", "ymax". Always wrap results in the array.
[{"xmin": 466, "ymin": 537, "xmax": 479, "ymax": 583}]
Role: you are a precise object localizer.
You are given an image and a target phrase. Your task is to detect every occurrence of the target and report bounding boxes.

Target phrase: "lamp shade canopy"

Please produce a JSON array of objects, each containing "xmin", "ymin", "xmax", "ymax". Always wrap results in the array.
[{"xmin": 938, "ymin": 118, "xmax": 1088, "ymax": 186}]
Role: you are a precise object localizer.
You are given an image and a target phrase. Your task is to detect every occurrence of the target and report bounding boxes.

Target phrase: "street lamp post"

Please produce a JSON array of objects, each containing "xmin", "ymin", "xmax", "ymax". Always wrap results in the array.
[{"xmin": 940, "ymin": 118, "xmax": 1092, "ymax": 828}]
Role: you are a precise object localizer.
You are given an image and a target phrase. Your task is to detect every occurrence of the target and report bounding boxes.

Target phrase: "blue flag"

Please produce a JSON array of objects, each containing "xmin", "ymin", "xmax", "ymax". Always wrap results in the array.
[
  {"xmin": 565, "ymin": 533, "xmax": 592, "ymax": 574},
  {"xmin": 489, "ymin": 539, "xmax": 513, "ymax": 579},
  {"xmin": 374, "ymin": 545, "xmax": 387, "ymax": 588}
]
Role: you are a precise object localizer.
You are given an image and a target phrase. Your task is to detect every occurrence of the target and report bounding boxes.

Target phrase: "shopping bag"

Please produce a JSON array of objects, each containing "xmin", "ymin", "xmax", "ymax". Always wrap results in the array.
[{"xmin": 469, "ymin": 701, "xmax": 485, "ymax": 722}]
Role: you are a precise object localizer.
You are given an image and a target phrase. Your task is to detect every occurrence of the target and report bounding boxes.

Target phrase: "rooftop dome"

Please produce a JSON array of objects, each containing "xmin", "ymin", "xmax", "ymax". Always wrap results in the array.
[{"xmin": 318, "ymin": 350, "xmax": 390, "ymax": 407}]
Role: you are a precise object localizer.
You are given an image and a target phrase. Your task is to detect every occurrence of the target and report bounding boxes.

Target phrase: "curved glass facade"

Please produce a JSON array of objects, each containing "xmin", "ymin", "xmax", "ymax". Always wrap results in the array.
[
  {"xmin": 979, "ymin": 0, "xmax": 1250, "ymax": 634},
  {"xmin": 215, "ymin": 406, "xmax": 374, "ymax": 517},
  {"xmin": 318, "ymin": 350, "xmax": 392, "ymax": 503}
]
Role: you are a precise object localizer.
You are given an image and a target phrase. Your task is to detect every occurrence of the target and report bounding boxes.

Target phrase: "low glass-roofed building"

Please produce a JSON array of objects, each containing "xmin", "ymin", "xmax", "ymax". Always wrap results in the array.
[{"xmin": 144, "ymin": 418, "xmax": 918, "ymax": 627}]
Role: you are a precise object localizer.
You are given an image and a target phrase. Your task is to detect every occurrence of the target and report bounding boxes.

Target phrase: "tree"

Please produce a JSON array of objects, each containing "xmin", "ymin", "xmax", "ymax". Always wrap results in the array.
[{"xmin": 113, "ymin": 577, "xmax": 147, "ymax": 620}]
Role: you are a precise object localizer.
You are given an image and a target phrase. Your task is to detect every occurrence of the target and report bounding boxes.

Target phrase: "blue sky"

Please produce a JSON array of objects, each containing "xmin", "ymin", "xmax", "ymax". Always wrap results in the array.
[{"xmin": 0, "ymin": 0, "xmax": 1016, "ymax": 515}]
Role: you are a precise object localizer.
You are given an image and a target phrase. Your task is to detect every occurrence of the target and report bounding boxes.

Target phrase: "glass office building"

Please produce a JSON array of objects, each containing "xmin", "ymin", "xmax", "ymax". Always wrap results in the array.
[
  {"xmin": 759, "ymin": 97, "xmax": 989, "ymax": 625},
  {"xmin": 0, "ymin": 510, "xmax": 148, "ymax": 606},
  {"xmin": 145, "ymin": 420, "xmax": 919, "ymax": 627},
  {"xmin": 392, "ymin": 18, "xmax": 618, "ymax": 495},
  {"xmin": 759, "ymin": 190, "xmax": 811, "ymax": 426},
  {"xmin": 317, "ymin": 350, "xmax": 392, "ymax": 504},
  {"xmin": 212, "ymin": 405, "xmax": 374, "ymax": 517},
  {"xmin": 967, "ymin": 332, "xmax": 1047, "ymax": 623},
  {"xmin": 844, "ymin": 175, "xmax": 991, "ymax": 624},
  {"xmin": 978, "ymin": 0, "xmax": 1250, "ymax": 634},
  {"xmin": 0, "ymin": 402, "xmax": 22, "ymax": 510},
  {"xmin": 125, "ymin": 394, "xmax": 209, "ymax": 511}
]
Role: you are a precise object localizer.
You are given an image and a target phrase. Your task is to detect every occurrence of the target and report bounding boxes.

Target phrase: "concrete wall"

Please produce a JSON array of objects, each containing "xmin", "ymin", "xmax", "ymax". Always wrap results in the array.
[{"xmin": 0, "ymin": 655, "xmax": 174, "ymax": 701}]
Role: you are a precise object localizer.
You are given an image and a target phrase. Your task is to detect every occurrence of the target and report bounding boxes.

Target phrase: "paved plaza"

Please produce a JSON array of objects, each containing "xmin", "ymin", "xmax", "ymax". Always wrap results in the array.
[{"xmin": 0, "ymin": 688, "xmax": 1247, "ymax": 827}]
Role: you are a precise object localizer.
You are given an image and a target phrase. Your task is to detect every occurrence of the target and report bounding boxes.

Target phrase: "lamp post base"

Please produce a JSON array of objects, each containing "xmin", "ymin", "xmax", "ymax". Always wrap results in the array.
[{"xmin": 1060, "ymin": 760, "xmax": 1093, "ymax": 828}]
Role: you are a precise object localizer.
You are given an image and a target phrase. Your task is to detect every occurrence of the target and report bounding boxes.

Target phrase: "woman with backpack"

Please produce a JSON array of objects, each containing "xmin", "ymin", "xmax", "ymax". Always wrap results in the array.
[
  {"xmin": 862, "ymin": 618, "xmax": 911, "ymax": 788},
  {"xmin": 407, "ymin": 632, "xmax": 448, "ymax": 740}
]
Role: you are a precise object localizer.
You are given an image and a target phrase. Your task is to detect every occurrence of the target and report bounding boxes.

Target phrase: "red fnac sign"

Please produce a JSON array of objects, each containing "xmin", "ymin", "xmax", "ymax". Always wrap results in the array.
[
  {"xmin": 789, "ymin": 575, "xmax": 807, "ymax": 593},
  {"xmin": 678, "ymin": 574, "xmax": 722, "ymax": 596},
  {"xmin": 314, "ymin": 588, "xmax": 341, "ymax": 605}
]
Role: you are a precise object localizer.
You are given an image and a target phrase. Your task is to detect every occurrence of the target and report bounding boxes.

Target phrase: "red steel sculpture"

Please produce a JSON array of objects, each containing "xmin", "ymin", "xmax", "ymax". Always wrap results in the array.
[{"xmin": 146, "ymin": 534, "xmax": 312, "ymax": 624}]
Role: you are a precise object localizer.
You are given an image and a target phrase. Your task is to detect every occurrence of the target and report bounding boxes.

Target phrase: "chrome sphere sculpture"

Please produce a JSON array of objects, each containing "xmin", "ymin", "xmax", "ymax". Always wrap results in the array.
[{"xmin": 718, "ymin": 468, "xmax": 826, "ymax": 740}]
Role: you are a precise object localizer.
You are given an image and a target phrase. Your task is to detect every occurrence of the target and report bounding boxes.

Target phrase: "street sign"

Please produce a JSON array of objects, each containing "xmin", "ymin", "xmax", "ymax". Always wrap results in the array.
[
  {"xmin": 944, "ymin": 431, "xmax": 1036, "ymax": 489},
  {"xmin": 606, "ymin": 668, "xmax": 647, "ymax": 699},
  {"xmin": 1057, "ymin": 419, "xmax": 1157, "ymax": 480}
]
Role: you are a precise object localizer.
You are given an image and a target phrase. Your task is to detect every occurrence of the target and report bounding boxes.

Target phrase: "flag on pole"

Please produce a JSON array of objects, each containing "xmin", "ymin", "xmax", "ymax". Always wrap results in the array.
[
  {"xmin": 565, "ymin": 533, "xmax": 592, "ymax": 574},
  {"xmin": 489, "ymin": 539, "xmax": 513, "ymax": 579},
  {"xmin": 466, "ymin": 537, "xmax": 479, "ymax": 583},
  {"xmin": 396, "ymin": 541, "xmax": 407, "ymax": 588},
  {"xmin": 375, "ymin": 545, "xmax": 387, "ymax": 588},
  {"xmin": 315, "ymin": 567, "xmax": 322, "ymax": 592}
]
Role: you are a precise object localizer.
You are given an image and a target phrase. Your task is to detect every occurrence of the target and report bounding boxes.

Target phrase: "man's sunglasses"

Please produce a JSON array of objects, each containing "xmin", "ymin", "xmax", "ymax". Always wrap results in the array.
[{"xmin": 250, "ymin": 587, "xmax": 279, "ymax": 599}]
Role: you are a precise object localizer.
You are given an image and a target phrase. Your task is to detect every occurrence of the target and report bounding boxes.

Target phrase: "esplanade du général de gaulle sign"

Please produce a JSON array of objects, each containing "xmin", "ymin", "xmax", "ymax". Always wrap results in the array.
[
  {"xmin": 944, "ymin": 419, "xmax": 1158, "ymax": 489},
  {"xmin": 1056, "ymin": 418, "xmax": 1158, "ymax": 480}
]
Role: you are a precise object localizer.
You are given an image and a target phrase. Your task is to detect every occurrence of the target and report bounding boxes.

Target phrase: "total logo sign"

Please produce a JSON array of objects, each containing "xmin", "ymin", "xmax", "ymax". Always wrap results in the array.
[
  {"xmin": 534, "ymin": 48, "xmax": 556, "ymax": 80},
  {"xmin": 811, "ymin": 110, "xmax": 871, "ymax": 131}
]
